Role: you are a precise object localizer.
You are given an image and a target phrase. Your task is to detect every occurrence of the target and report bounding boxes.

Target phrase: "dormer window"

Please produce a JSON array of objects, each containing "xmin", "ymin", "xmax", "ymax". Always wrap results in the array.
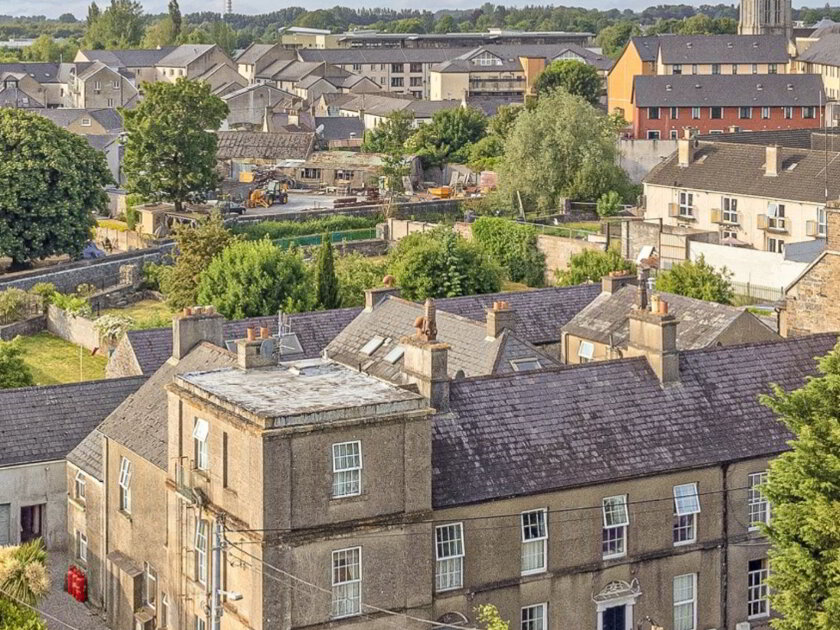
[{"xmin": 471, "ymin": 51, "xmax": 502, "ymax": 66}]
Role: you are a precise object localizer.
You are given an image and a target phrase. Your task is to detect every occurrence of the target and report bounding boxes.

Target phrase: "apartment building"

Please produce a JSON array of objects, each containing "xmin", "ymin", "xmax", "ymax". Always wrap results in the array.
[
  {"xmin": 608, "ymin": 34, "xmax": 792, "ymax": 123},
  {"xmin": 327, "ymin": 28, "xmax": 593, "ymax": 49},
  {"xmin": 643, "ymin": 136, "xmax": 839, "ymax": 252},
  {"xmin": 631, "ymin": 74, "xmax": 824, "ymax": 138},
  {"xmin": 795, "ymin": 33, "xmax": 840, "ymax": 100},
  {"xmin": 234, "ymin": 42, "xmax": 297, "ymax": 83},
  {"xmin": 67, "ymin": 285, "xmax": 834, "ymax": 630}
]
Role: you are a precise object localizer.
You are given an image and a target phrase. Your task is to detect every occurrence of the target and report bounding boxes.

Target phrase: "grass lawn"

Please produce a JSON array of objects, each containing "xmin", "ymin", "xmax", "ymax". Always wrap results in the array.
[
  {"xmin": 17, "ymin": 332, "xmax": 107, "ymax": 385},
  {"xmin": 102, "ymin": 299, "xmax": 176, "ymax": 330}
]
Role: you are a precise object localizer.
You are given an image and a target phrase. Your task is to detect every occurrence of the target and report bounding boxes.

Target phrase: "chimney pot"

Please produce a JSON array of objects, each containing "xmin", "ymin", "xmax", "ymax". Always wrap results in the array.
[
  {"xmin": 260, "ymin": 326, "xmax": 270, "ymax": 339},
  {"xmin": 246, "ymin": 327, "xmax": 256, "ymax": 342},
  {"xmin": 660, "ymin": 300, "xmax": 669, "ymax": 315}
]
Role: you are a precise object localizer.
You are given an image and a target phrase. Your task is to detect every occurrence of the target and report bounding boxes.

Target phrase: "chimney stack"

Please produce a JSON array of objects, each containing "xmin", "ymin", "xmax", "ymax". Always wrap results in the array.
[
  {"xmin": 486, "ymin": 300, "xmax": 516, "ymax": 338},
  {"xmin": 626, "ymin": 298, "xmax": 679, "ymax": 385},
  {"xmin": 236, "ymin": 326, "xmax": 275, "ymax": 370},
  {"xmin": 636, "ymin": 267, "xmax": 649, "ymax": 310},
  {"xmin": 677, "ymin": 132, "xmax": 696, "ymax": 168},
  {"xmin": 401, "ymin": 298, "xmax": 449, "ymax": 411},
  {"xmin": 172, "ymin": 305, "xmax": 224, "ymax": 361},
  {"xmin": 602, "ymin": 270, "xmax": 636, "ymax": 295},
  {"xmin": 364, "ymin": 275, "xmax": 401, "ymax": 311},
  {"xmin": 765, "ymin": 145, "xmax": 781, "ymax": 177}
]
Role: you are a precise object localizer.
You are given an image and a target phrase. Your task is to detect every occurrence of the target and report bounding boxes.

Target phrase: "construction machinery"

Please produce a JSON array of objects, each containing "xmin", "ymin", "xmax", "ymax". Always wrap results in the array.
[{"xmin": 245, "ymin": 179, "xmax": 290, "ymax": 208}]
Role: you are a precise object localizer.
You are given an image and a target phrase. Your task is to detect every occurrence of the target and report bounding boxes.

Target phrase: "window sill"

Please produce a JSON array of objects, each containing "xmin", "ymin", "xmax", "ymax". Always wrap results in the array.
[
  {"xmin": 434, "ymin": 586, "xmax": 466, "ymax": 598},
  {"xmin": 748, "ymin": 613, "xmax": 770, "ymax": 621},
  {"xmin": 602, "ymin": 552, "xmax": 627, "ymax": 561},
  {"xmin": 69, "ymin": 497, "xmax": 86, "ymax": 512},
  {"xmin": 521, "ymin": 568, "xmax": 547, "ymax": 577},
  {"xmin": 673, "ymin": 539, "xmax": 696, "ymax": 547},
  {"xmin": 118, "ymin": 509, "xmax": 132, "ymax": 523}
]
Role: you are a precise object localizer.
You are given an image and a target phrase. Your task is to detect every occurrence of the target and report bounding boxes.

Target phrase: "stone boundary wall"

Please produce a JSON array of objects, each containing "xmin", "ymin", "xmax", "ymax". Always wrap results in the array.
[
  {"xmin": 0, "ymin": 314, "xmax": 47, "ymax": 341},
  {"xmin": 47, "ymin": 304, "xmax": 101, "ymax": 352},
  {"xmin": 232, "ymin": 199, "xmax": 464, "ymax": 224},
  {"xmin": 94, "ymin": 227, "xmax": 153, "ymax": 252}
]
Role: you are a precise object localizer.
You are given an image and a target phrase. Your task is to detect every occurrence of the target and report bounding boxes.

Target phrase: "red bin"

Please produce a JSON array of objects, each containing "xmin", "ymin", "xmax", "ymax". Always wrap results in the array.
[{"xmin": 76, "ymin": 571, "xmax": 87, "ymax": 602}]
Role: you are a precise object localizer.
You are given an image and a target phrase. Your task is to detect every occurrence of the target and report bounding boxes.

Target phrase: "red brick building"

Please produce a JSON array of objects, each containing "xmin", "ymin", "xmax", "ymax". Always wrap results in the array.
[{"xmin": 631, "ymin": 74, "xmax": 825, "ymax": 138}]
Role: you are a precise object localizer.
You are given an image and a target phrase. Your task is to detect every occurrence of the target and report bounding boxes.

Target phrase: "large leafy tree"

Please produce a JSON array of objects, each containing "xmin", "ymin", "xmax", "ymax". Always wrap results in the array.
[
  {"xmin": 406, "ymin": 107, "xmax": 487, "ymax": 167},
  {"xmin": 555, "ymin": 249, "xmax": 635, "ymax": 286},
  {"xmin": 83, "ymin": 0, "xmax": 144, "ymax": 49},
  {"xmin": 655, "ymin": 255, "xmax": 734, "ymax": 304},
  {"xmin": 197, "ymin": 240, "xmax": 314, "ymax": 319},
  {"xmin": 361, "ymin": 109, "xmax": 415, "ymax": 154},
  {"xmin": 534, "ymin": 60, "xmax": 603, "ymax": 105},
  {"xmin": 471, "ymin": 217, "xmax": 546, "ymax": 286},
  {"xmin": 760, "ymin": 343, "xmax": 840, "ymax": 630},
  {"xmin": 595, "ymin": 21, "xmax": 641, "ymax": 58},
  {"xmin": 0, "ymin": 338, "xmax": 34, "ymax": 389},
  {"xmin": 159, "ymin": 212, "xmax": 234, "ymax": 310},
  {"xmin": 0, "ymin": 109, "xmax": 110, "ymax": 267},
  {"xmin": 387, "ymin": 227, "xmax": 502, "ymax": 300},
  {"xmin": 168, "ymin": 0, "xmax": 182, "ymax": 38},
  {"xmin": 315, "ymin": 235, "xmax": 340, "ymax": 310},
  {"xmin": 498, "ymin": 89, "xmax": 633, "ymax": 210},
  {"xmin": 122, "ymin": 78, "xmax": 228, "ymax": 213},
  {"xmin": 335, "ymin": 253, "xmax": 387, "ymax": 308}
]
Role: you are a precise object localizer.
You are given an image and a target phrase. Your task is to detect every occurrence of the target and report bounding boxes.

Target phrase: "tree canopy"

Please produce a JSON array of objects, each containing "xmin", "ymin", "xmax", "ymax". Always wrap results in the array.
[
  {"xmin": 0, "ymin": 109, "xmax": 110, "ymax": 267},
  {"xmin": 760, "ymin": 342, "xmax": 840, "ymax": 630},
  {"xmin": 122, "ymin": 78, "xmax": 228, "ymax": 213},
  {"xmin": 406, "ymin": 107, "xmax": 487, "ymax": 167},
  {"xmin": 498, "ymin": 89, "xmax": 633, "ymax": 210},
  {"xmin": 197, "ymin": 240, "xmax": 314, "ymax": 319},
  {"xmin": 159, "ymin": 212, "xmax": 235, "ymax": 310},
  {"xmin": 471, "ymin": 217, "xmax": 546, "ymax": 286},
  {"xmin": 0, "ymin": 338, "xmax": 34, "ymax": 389},
  {"xmin": 595, "ymin": 20, "xmax": 641, "ymax": 58},
  {"xmin": 386, "ymin": 227, "xmax": 502, "ymax": 300},
  {"xmin": 361, "ymin": 109, "xmax": 415, "ymax": 154},
  {"xmin": 335, "ymin": 253, "xmax": 387, "ymax": 308},
  {"xmin": 655, "ymin": 255, "xmax": 734, "ymax": 304},
  {"xmin": 534, "ymin": 59, "xmax": 602, "ymax": 104},
  {"xmin": 315, "ymin": 235, "xmax": 340, "ymax": 310},
  {"xmin": 555, "ymin": 248, "xmax": 634, "ymax": 286},
  {"xmin": 82, "ymin": 0, "xmax": 144, "ymax": 48}
]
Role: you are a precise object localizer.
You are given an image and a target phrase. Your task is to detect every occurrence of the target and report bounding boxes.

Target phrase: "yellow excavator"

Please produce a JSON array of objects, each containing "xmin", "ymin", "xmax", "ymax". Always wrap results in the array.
[{"xmin": 245, "ymin": 180, "xmax": 290, "ymax": 208}]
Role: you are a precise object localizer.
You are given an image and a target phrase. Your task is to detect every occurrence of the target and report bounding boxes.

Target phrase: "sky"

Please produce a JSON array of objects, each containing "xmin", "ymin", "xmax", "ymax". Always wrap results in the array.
[{"xmin": 0, "ymin": 0, "xmax": 821, "ymax": 21}]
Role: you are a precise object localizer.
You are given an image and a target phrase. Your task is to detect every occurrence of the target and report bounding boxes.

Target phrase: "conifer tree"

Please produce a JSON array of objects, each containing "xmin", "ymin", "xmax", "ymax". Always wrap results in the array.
[{"xmin": 315, "ymin": 234, "xmax": 340, "ymax": 310}]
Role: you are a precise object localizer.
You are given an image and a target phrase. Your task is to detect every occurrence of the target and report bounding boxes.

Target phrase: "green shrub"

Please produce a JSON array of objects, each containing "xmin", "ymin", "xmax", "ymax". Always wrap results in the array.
[
  {"xmin": 0, "ymin": 289, "xmax": 29, "ymax": 322},
  {"xmin": 596, "ymin": 191, "xmax": 623, "ymax": 218},
  {"xmin": 555, "ymin": 249, "xmax": 635, "ymax": 286},
  {"xmin": 125, "ymin": 207, "xmax": 139, "ymax": 231},
  {"xmin": 141, "ymin": 262, "xmax": 168, "ymax": 291},
  {"xmin": 0, "ymin": 598, "xmax": 46, "ymax": 630},
  {"xmin": 52, "ymin": 293, "xmax": 92, "ymax": 317},
  {"xmin": 335, "ymin": 253, "xmax": 388, "ymax": 308},
  {"xmin": 471, "ymin": 217, "xmax": 546, "ymax": 287},
  {"xmin": 233, "ymin": 215, "xmax": 381, "ymax": 241},
  {"xmin": 28, "ymin": 283, "xmax": 57, "ymax": 305},
  {"xmin": 75, "ymin": 283, "xmax": 96, "ymax": 297},
  {"xmin": 0, "ymin": 338, "xmax": 35, "ymax": 389}
]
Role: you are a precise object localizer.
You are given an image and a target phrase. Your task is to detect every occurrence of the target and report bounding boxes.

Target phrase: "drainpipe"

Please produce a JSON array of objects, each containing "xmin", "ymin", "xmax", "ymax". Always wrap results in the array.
[{"xmin": 721, "ymin": 462, "xmax": 729, "ymax": 630}]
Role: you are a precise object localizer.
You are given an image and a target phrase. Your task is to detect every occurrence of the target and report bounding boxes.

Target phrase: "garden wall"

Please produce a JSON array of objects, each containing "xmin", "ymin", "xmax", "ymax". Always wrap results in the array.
[
  {"xmin": 95, "ymin": 226, "xmax": 153, "ymax": 252},
  {"xmin": 46, "ymin": 304, "xmax": 101, "ymax": 352},
  {"xmin": 0, "ymin": 314, "xmax": 46, "ymax": 341}
]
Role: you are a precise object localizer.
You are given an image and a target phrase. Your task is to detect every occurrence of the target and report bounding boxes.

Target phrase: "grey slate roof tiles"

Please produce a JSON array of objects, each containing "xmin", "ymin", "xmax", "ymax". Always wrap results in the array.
[
  {"xmin": 633, "ymin": 73, "xmax": 824, "ymax": 107},
  {"xmin": 656, "ymin": 34, "xmax": 790, "ymax": 64},
  {"xmin": 67, "ymin": 430, "xmax": 105, "ymax": 481},
  {"xmin": 432, "ymin": 333, "xmax": 839, "ymax": 508},
  {"xmin": 0, "ymin": 377, "xmax": 146, "ymax": 469},
  {"xmin": 562, "ymin": 285, "xmax": 752, "ymax": 349},
  {"xmin": 797, "ymin": 33, "xmax": 840, "ymax": 66},
  {"xmin": 216, "ymin": 130, "xmax": 314, "ymax": 160}
]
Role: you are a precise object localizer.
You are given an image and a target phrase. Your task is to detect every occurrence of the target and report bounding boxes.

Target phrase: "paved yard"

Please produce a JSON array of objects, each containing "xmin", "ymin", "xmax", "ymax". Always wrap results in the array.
[{"xmin": 40, "ymin": 551, "xmax": 108, "ymax": 630}]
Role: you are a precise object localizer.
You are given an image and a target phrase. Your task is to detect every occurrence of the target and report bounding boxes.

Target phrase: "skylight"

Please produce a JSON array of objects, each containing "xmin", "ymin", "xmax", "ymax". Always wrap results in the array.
[
  {"xmin": 361, "ymin": 336, "xmax": 385, "ymax": 356},
  {"xmin": 510, "ymin": 358, "xmax": 542, "ymax": 372},
  {"xmin": 384, "ymin": 345, "xmax": 404, "ymax": 364}
]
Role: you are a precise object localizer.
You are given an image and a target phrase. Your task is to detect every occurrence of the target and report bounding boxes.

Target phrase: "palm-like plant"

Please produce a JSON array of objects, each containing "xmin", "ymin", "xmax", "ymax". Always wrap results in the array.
[{"xmin": 0, "ymin": 539, "xmax": 49, "ymax": 606}]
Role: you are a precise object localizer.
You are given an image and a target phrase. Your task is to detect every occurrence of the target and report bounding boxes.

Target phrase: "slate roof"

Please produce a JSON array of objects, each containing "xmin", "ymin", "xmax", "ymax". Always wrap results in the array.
[
  {"xmin": 784, "ymin": 238, "xmax": 826, "ymax": 263},
  {"xmin": 98, "ymin": 343, "xmax": 234, "ymax": 469},
  {"xmin": 339, "ymin": 93, "xmax": 460, "ymax": 118},
  {"xmin": 0, "ymin": 377, "xmax": 146, "ymax": 469},
  {"xmin": 697, "ymin": 127, "xmax": 840, "ymax": 149},
  {"xmin": 35, "ymin": 108, "xmax": 123, "ymax": 132},
  {"xmin": 119, "ymin": 284, "xmax": 601, "ymax": 375},
  {"xmin": 432, "ymin": 333, "xmax": 839, "ymax": 508},
  {"xmin": 643, "ymin": 140, "xmax": 840, "ymax": 204},
  {"xmin": 235, "ymin": 43, "xmax": 277, "ymax": 65},
  {"xmin": 633, "ymin": 74, "xmax": 824, "ymax": 107},
  {"xmin": 797, "ymin": 33, "xmax": 840, "ymax": 66},
  {"xmin": 299, "ymin": 48, "xmax": 456, "ymax": 65},
  {"xmin": 466, "ymin": 96, "xmax": 523, "ymax": 116},
  {"xmin": 67, "ymin": 430, "xmax": 105, "ymax": 481},
  {"xmin": 657, "ymin": 34, "xmax": 790, "ymax": 64},
  {"xmin": 0, "ymin": 86, "xmax": 43, "ymax": 107},
  {"xmin": 0, "ymin": 62, "xmax": 60, "ymax": 83},
  {"xmin": 315, "ymin": 116, "xmax": 364, "ymax": 141},
  {"xmin": 216, "ymin": 130, "xmax": 314, "ymax": 160},
  {"xmin": 326, "ymin": 296, "xmax": 558, "ymax": 383},
  {"xmin": 562, "ymin": 285, "xmax": 767, "ymax": 349},
  {"xmin": 79, "ymin": 47, "xmax": 176, "ymax": 68},
  {"xmin": 630, "ymin": 36, "xmax": 661, "ymax": 62},
  {"xmin": 158, "ymin": 44, "xmax": 216, "ymax": 68}
]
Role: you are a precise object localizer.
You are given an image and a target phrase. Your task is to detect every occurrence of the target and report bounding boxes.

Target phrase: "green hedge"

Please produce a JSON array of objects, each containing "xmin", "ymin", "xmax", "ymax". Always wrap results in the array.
[
  {"xmin": 471, "ymin": 216, "xmax": 546, "ymax": 287},
  {"xmin": 233, "ymin": 215, "xmax": 382, "ymax": 241}
]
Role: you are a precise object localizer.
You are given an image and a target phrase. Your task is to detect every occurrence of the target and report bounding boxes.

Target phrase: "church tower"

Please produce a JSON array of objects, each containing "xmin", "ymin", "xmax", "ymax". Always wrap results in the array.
[{"xmin": 739, "ymin": 0, "xmax": 793, "ymax": 40}]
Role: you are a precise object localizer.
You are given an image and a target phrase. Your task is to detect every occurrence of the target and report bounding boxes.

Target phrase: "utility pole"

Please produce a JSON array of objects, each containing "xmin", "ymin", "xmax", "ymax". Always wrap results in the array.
[{"xmin": 211, "ymin": 517, "xmax": 224, "ymax": 630}]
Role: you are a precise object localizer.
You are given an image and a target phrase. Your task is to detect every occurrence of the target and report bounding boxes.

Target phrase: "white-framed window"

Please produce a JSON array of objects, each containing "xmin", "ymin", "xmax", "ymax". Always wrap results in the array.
[
  {"xmin": 601, "ymin": 495, "xmax": 628, "ymax": 558},
  {"xmin": 76, "ymin": 530, "xmax": 88, "ymax": 563},
  {"xmin": 331, "ymin": 547, "xmax": 361, "ymax": 618},
  {"xmin": 739, "ymin": 106, "xmax": 752, "ymax": 119},
  {"xmin": 93, "ymin": 80, "xmax": 101, "ymax": 90},
  {"xmin": 803, "ymin": 106, "xmax": 816, "ymax": 119},
  {"xmin": 578, "ymin": 341, "xmax": 595, "ymax": 363},
  {"xmin": 752, "ymin": 63, "xmax": 758, "ymax": 74},
  {"xmin": 81, "ymin": 117, "xmax": 91, "ymax": 127},
  {"xmin": 732, "ymin": 63, "xmax": 738, "ymax": 74},
  {"xmin": 768, "ymin": 237, "xmax": 785, "ymax": 253},
  {"xmin": 679, "ymin": 191, "xmax": 694, "ymax": 217},
  {"xmin": 511, "ymin": 358, "xmax": 542, "ymax": 372},
  {"xmin": 748, "ymin": 558, "xmax": 769, "ymax": 618},
  {"xmin": 670, "ymin": 129, "xmax": 678, "ymax": 139},
  {"xmin": 193, "ymin": 418, "xmax": 209, "ymax": 472},
  {"xmin": 673, "ymin": 483, "xmax": 700, "ymax": 545},
  {"xmin": 195, "ymin": 616, "xmax": 206, "ymax": 630},
  {"xmin": 118, "ymin": 457, "xmax": 132, "ymax": 513},
  {"xmin": 818, "ymin": 207, "xmax": 827, "ymax": 236},
  {"xmin": 673, "ymin": 573, "xmax": 697, "ymax": 630},
  {"xmin": 711, "ymin": 63, "xmax": 721, "ymax": 74},
  {"xmin": 691, "ymin": 106, "xmax": 701, "ymax": 119},
  {"xmin": 74, "ymin": 470, "xmax": 86, "ymax": 500},
  {"xmin": 648, "ymin": 106, "xmax": 660, "ymax": 120},
  {"xmin": 107, "ymin": 98, "xmax": 114, "ymax": 107},
  {"xmin": 672, "ymin": 63, "xmax": 682, "ymax": 74},
  {"xmin": 521, "ymin": 509, "xmax": 547, "ymax": 574},
  {"xmin": 647, "ymin": 130, "xmax": 661, "ymax": 140},
  {"xmin": 472, "ymin": 51, "xmax": 502, "ymax": 66},
  {"xmin": 161, "ymin": 593, "xmax": 170, "ymax": 628},
  {"xmin": 435, "ymin": 523, "xmax": 464, "ymax": 591},
  {"xmin": 112, "ymin": 79, "xmax": 119, "ymax": 89},
  {"xmin": 144, "ymin": 562, "xmax": 157, "ymax": 609},
  {"xmin": 769, "ymin": 63, "xmax": 778, "ymax": 74},
  {"xmin": 521, "ymin": 603, "xmax": 547, "ymax": 630},
  {"xmin": 332, "ymin": 441, "xmax": 361, "ymax": 498},
  {"xmin": 670, "ymin": 106, "xmax": 679, "ymax": 119},
  {"xmin": 783, "ymin": 106, "xmax": 793, "ymax": 119},
  {"xmin": 195, "ymin": 519, "xmax": 208, "ymax": 586},
  {"xmin": 761, "ymin": 106, "xmax": 771, "ymax": 119},
  {"xmin": 722, "ymin": 197, "xmax": 738, "ymax": 223},
  {"xmin": 748, "ymin": 472, "xmax": 770, "ymax": 529}
]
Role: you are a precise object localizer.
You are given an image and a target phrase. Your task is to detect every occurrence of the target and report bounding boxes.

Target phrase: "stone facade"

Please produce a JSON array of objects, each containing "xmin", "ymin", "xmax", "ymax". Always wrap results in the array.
[{"xmin": 66, "ymin": 463, "xmax": 105, "ymax": 607}]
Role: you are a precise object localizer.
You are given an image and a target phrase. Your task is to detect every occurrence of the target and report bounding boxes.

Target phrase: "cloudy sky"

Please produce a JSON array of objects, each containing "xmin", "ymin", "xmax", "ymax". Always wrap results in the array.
[{"xmin": 0, "ymin": 0, "xmax": 813, "ymax": 20}]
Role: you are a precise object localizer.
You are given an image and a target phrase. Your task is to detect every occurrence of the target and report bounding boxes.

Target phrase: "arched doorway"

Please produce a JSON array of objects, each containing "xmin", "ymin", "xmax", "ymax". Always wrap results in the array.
[{"xmin": 593, "ymin": 579, "xmax": 641, "ymax": 630}]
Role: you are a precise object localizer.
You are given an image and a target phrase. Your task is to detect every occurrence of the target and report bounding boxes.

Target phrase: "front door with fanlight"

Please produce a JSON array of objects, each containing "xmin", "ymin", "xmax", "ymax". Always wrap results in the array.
[{"xmin": 602, "ymin": 605, "xmax": 626, "ymax": 630}]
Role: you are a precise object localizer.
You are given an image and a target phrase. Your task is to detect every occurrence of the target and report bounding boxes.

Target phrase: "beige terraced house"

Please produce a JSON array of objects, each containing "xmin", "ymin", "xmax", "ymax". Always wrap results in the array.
[{"xmin": 64, "ymin": 279, "xmax": 829, "ymax": 630}]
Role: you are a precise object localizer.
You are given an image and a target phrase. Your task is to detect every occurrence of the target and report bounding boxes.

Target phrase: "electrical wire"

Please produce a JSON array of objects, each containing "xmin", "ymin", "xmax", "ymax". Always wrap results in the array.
[
  {"xmin": 226, "ymin": 483, "xmax": 759, "ymax": 534},
  {"xmin": 224, "ymin": 540, "xmax": 482, "ymax": 630}
]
